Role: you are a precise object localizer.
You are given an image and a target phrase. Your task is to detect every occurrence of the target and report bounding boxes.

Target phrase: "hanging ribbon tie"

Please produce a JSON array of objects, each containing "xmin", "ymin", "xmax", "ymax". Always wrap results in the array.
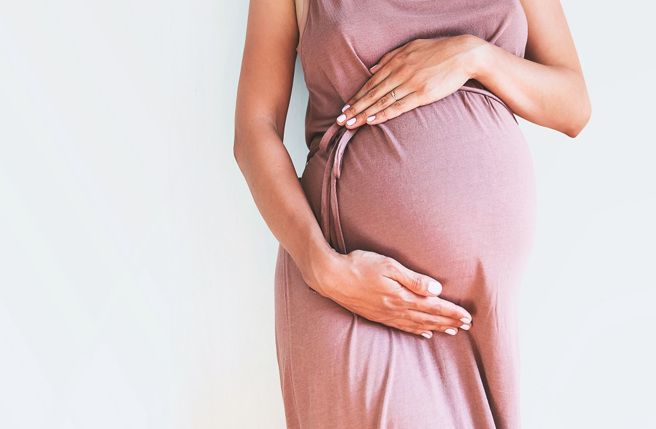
[{"xmin": 307, "ymin": 122, "xmax": 359, "ymax": 255}]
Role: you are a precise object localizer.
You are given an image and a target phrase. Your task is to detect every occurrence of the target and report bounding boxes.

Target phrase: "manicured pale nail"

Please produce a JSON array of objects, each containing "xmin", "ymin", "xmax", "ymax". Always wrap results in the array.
[
  {"xmin": 346, "ymin": 117, "xmax": 356, "ymax": 126},
  {"xmin": 421, "ymin": 332, "xmax": 432, "ymax": 339},
  {"xmin": 460, "ymin": 317, "xmax": 471, "ymax": 324},
  {"xmin": 341, "ymin": 104, "xmax": 350, "ymax": 112},
  {"xmin": 337, "ymin": 114, "xmax": 346, "ymax": 123},
  {"xmin": 445, "ymin": 328, "xmax": 457, "ymax": 335},
  {"xmin": 428, "ymin": 280, "xmax": 441, "ymax": 295},
  {"xmin": 370, "ymin": 63, "xmax": 378, "ymax": 71},
  {"xmin": 366, "ymin": 115, "xmax": 376, "ymax": 122},
  {"xmin": 460, "ymin": 324, "xmax": 470, "ymax": 330}
]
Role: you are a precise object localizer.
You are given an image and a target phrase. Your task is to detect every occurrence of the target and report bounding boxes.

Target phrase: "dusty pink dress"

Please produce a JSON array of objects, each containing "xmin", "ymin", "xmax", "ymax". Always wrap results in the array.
[{"xmin": 274, "ymin": 0, "xmax": 536, "ymax": 427}]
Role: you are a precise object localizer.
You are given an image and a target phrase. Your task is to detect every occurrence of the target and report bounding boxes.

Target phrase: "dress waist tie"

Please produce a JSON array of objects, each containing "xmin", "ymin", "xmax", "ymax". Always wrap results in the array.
[{"xmin": 307, "ymin": 122, "xmax": 359, "ymax": 255}]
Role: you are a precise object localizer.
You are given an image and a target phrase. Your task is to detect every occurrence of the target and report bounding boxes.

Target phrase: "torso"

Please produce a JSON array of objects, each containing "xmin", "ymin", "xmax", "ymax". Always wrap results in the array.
[{"xmin": 279, "ymin": 0, "xmax": 539, "ymax": 427}]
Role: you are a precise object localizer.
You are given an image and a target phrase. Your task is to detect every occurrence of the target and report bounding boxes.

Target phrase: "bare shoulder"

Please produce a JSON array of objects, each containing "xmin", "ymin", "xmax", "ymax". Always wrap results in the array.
[
  {"xmin": 517, "ymin": 0, "xmax": 583, "ymax": 74},
  {"xmin": 235, "ymin": 0, "xmax": 300, "ymax": 129},
  {"xmin": 243, "ymin": 0, "xmax": 299, "ymax": 50}
]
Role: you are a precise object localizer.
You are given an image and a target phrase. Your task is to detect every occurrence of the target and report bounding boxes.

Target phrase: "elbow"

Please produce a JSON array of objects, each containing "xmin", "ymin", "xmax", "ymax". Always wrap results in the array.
[
  {"xmin": 564, "ymin": 96, "xmax": 592, "ymax": 139},
  {"xmin": 233, "ymin": 138, "xmax": 243, "ymax": 165},
  {"xmin": 233, "ymin": 124, "xmax": 246, "ymax": 166}
]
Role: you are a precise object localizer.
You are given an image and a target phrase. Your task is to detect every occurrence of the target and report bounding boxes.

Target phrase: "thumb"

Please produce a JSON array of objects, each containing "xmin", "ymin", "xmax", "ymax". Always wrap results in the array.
[{"xmin": 385, "ymin": 258, "xmax": 442, "ymax": 296}]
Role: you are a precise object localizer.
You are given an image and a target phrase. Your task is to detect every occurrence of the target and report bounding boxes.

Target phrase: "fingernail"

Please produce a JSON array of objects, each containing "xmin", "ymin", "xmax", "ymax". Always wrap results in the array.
[
  {"xmin": 366, "ymin": 115, "xmax": 376, "ymax": 122},
  {"xmin": 460, "ymin": 324, "xmax": 470, "ymax": 330},
  {"xmin": 346, "ymin": 117, "xmax": 356, "ymax": 126},
  {"xmin": 421, "ymin": 332, "xmax": 432, "ymax": 339},
  {"xmin": 370, "ymin": 63, "xmax": 378, "ymax": 71},
  {"xmin": 428, "ymin": 280, "xmax": 441, "ymax": 295},
  {"xmin": 341, "ymin": 104, "xmax": 350, "ymax": 112},
  {"xmin": 445, "ymin": 328, "xmax": 457, "ymax": 335},
  {"xmin": 337, "ymin": 114, "xmax": 346, "ymax": 123},
  {"xmin": 460, "ymin": 317, "xmax": 471, "ymax": 324}
]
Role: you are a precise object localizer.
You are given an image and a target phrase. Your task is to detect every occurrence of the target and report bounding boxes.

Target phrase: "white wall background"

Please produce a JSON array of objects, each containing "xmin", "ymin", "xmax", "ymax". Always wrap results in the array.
[{"xmin": 0, "ymin": 0, "xmax": 653, "ymax": 427}]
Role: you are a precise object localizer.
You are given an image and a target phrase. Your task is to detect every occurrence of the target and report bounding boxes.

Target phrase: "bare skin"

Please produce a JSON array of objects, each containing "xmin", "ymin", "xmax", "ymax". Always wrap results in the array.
[
  {"xmin": 234, "ymin": 0, "xmax": 589, "ymax": 338},
  {"xmin": 335, "ymin": 0, "xmax": 591, "ymax": 137}
]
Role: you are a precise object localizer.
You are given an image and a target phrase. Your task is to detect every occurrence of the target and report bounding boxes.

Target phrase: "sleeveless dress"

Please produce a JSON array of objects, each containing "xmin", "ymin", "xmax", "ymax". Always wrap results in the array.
[{"xmin": 274, "ymin": 0, "xmax": 536, "ymax": 427}]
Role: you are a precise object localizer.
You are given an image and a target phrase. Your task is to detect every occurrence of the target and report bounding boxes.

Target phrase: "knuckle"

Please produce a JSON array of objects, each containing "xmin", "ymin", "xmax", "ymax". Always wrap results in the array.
[
  {"xmin": 421, "ymin": 322, "xmax": 435, "ymax": 332},
  {"xmin": 410, "ymin": 275, "xmax": 422, "ymax": 291},
  {"xmin": 389, "ymin": 56, "xmax": 403, "ymax": 67},
  {"xmin": 396, "ymin": 63, "xmax": 411, "ymax": 76},
  {"xmin": 397, "ymin": 291, "xmax": 414, "ymax": 307},
  {"xmin": 380, "ymin": 295, "xmax": 395, "ymax": 310},
  {"xmin": 375, "ymin": 95, "xmax": 389, "ymax": 108},
  {"xmin": 384, "ymin": 309, "xmax": 400, "ymax": 321},
  {"xmin": 450, "ymin": 307, "xmax": 464, "ymax": 319},
  {"xmin": 380, "ymin": 93, "xmax": 393, "ymax": 105},
  {"xmin": 410, "ymin": 313, "xmax": 428, "ymax": 326},
  {"xmin": 419, "ymin": 315, "xmax": 436, "ymax": 329},
  {"xmin": 401, "ymin": 325, "xmax": 417, "ymax": 335},
  {"xmin": 393, "ymin": 99, "xmax": 406, "ymax": 110},
  {"xmin": 364, "ymin": 89, "xmax": 378, "ymax": 101},
  {"xmin": 349, "ymin": 249, "xmax": 365, "ymax": 259},
  {"xmin": 387, "ymin": 295, "xmax": 405, "ymax": 309},
  {"xmin": 416, "ymin": 81, "xmax": 430, "ymax": 95},
  {"xmin": 382, "ymin": 257, "xmax": 397, "ymax": 273},
  {"xmin": 408, "ymin": 319, "xmax": 423, "ymax": 330}
]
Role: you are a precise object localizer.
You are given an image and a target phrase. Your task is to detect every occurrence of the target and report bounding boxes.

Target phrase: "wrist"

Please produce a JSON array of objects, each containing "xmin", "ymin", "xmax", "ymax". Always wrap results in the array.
[
  {"xmin": 463, "ymin": 34, "xmax": 493, "ymax": 82},
  {"xmin": 297, "ymin": 242, "xmax": 344, "ymax": 296}
]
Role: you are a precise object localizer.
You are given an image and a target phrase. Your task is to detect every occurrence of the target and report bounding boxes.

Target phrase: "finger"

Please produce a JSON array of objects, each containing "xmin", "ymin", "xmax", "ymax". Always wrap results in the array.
[
  {"xmin": 337, "ymin": 51, "xmax": 411, "ymax": 127},
  {"xmin": 345, "ymin": 85, "xmax": 409, "ymax": 129},
  {"xmin": 383, "ymin": 257, "xmax": 443, "ymax": 297},
  {"xmin": 364, "ymin": 88, "xmax": 422, "ymax": 126},
  {"xmin": 369, "ymin": 44, "xmax": 407, "ymax": 74},
  {"xmin": 387, "ymin": 318, "xmax": 434, "ymax": 339},
  {"xmin": 412, "ymin": 328, "xmax": 435, "ymax": 339},
  {"xmin": 413, "ymin": 296, "xmax": 473, "ymax": 325},
  {"xmin": 407, "ymin": 309, "xmax": 471, "ymax": 333},
  {"xmin": 343, "ymin": 67, "xmax": 392, "ymax": 109},
  {"xmin": 338, "ymin": 73, "xmax": 399, "ymax": 127},
  {"xmin": 391, "ymin": 316, "xmax": 459, "ymax": 338}
]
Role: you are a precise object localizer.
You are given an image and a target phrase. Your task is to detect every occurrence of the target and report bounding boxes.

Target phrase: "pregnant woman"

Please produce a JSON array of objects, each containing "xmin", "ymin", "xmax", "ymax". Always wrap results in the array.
[{"xmin": 234, "ymin": 0, "xmax": 590, "ymax": 426}]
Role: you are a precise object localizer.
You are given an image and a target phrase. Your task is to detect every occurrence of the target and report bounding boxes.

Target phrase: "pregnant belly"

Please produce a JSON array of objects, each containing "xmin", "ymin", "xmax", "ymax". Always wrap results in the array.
[{"xmin": 301, "ymin": 88, "xmax": 537, "ymax": 297}]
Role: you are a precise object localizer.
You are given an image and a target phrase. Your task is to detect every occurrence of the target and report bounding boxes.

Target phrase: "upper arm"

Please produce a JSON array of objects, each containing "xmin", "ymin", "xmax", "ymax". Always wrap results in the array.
[
  {"xmin": 519, "ymin": 0, "xmax": 584, "ymax": 76},
  {"xmin": 235, "ymin": 0, "xmax": 300, "ymax": 138}
]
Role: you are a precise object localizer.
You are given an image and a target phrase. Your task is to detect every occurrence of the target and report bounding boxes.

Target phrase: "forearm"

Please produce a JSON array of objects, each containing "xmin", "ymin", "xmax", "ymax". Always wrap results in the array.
[
  {"xmin": 233, "ymin": 121, "xmax": 339, "ymax": 291},
  {"xmin": 467, "ymin": 35, "xmax": 591, "ymax": 137}
]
